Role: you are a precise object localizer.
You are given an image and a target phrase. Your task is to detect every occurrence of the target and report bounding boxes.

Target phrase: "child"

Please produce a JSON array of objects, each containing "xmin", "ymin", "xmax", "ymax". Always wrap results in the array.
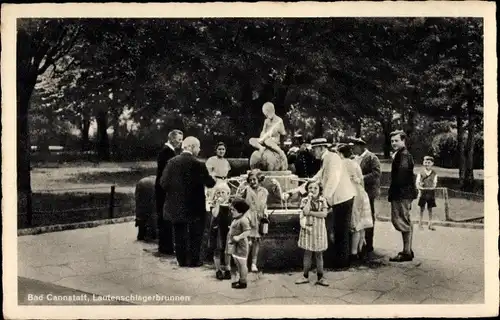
[
  {"xmin": 295, "ymin": 181, "xmax": 330, "ymax": 287},
  {"xmin": 416, "ymin": 156, "xmax": 438, "ymax": 231},
  {"xmin": 237, "ymin": 169, "xmax": 269, "ymax": 273},
  {"xmin": 209, "ymin": 182, "xmax": 232, "ymax": 280},
  {"xmin": 226, "ymin": 197, "xmax": 252, "ymax": 289}
]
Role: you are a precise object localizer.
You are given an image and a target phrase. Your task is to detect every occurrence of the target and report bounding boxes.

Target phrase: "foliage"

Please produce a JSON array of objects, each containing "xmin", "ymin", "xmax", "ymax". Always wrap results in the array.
[
  {"xmin": 20, "ymin": 18, "xmax": 485, "ymax": 199},
  {"xmin": 432, "ymin": 132, "xmax": 483, "ymax": 169}
]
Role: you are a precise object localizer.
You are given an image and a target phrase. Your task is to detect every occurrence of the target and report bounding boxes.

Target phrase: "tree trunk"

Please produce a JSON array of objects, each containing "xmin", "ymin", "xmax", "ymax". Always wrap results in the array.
[
  {"xmin": 95, "ymin": 110, "xmax": 110, "ymax": 161},
  {"xmin": 110, "ymin": 110, "xmax": 120, "ymax": 160},
  {"xmin": 314, "ymin": 117, "xmax": 324, "ymax": 138},
  {"xmin": 463, "ymin": 97, "xmax": 476, "ymax": 192},
  {"xmin": 274, "ymin": 66, "xmax": 294, "ymax": 129},
  {"xmin": 81, "ymin": 115, "xmax": 91, "ymax": 152},
  {"xmin": 17, "ymin": 88, "xmax": 34, "ymax": 227},
  {"xmin": 236, "ymin": 73, "xmax": 262, "ymax": 140},
  {"xmin": 353, "ymin": 118, "xmax": 362, "ymax": 137},
  {"xmin": 456, "ymin": 114, "xmax": 466, "ymax": 183},
  {"xmin": 381, "ymin": 120, "xmax": 392, "ymax": 158}
]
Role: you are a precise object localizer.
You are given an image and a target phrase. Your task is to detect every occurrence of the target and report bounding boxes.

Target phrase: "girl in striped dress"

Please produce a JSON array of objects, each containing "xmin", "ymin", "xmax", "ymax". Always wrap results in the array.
[{"xmin": 295, "ymin": 181, "xmax": 329, "ymax": 286}]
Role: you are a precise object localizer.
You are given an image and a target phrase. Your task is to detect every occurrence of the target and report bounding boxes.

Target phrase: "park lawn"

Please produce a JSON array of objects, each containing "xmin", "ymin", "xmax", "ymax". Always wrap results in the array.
[
  {"xmin": 26, "ymin": 160, "xmax": 484, "ymax": 229},
  {"xmin": 31, "ymin": 160, "xmax": 484, "ymax": 192},
  {"xmin": 375, "ymin": 197, "xmax": 484, "ymax": 223},
  {"xmin": 20, "ymin": 192, "xmax": 136, "ymax": 229}
]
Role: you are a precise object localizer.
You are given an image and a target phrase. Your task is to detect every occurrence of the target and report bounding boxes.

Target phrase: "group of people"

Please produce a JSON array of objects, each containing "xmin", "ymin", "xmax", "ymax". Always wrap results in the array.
[{"xmin": 147, "ymin": 122, "xmax": 440, "ymax": 289}]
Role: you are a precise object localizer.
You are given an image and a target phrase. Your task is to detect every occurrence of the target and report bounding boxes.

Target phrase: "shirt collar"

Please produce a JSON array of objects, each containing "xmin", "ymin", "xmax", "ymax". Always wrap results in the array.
[
  {"xmin": 321, "ymin": 150, "xmax": 328, "ymax": 160},
  {"xmin": 360, "ymin": 149, "xmax": 369, "ymax": 158},
  {"xmin": 181, "ymin": 150, "xmax": 192, "ymax": 155},
  {"xmin": 165, "ymin": 142, "xmax": 175, "ymax": 151}
]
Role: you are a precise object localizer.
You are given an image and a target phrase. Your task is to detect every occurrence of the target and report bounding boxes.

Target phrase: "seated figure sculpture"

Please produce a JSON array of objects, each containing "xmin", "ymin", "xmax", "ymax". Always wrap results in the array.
[{"xmin": 249, "ymin": 102, "xmax": 288, "ymax": 171}]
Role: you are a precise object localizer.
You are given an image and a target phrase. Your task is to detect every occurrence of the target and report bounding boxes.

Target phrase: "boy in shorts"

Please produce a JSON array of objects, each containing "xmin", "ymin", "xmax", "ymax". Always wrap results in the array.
[
  {"xmin": 226, "ymin": 197, "xmax": 252, "ymax": 289},
  {"xmin": 416, "ymin": 156, "xmax": 438, "ymax": 231}
]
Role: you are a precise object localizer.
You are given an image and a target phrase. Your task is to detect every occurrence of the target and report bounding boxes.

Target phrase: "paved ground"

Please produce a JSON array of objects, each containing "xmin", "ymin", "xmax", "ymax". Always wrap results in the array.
[{"xmin": 18, "ymin": 221, "xmax": 484, "ymax": 305}]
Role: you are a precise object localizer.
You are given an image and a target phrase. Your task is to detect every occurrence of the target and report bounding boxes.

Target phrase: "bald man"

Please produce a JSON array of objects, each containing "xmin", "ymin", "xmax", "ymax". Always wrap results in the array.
[{"xmin": 160, "ymin": 137, "xmax": 216, "ymax": 267}]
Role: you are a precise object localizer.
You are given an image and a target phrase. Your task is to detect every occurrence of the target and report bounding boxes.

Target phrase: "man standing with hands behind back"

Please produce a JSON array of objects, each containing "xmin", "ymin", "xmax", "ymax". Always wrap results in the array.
[
  {"xmin": 388, "ymin": 130, "xmax": 418, "ymax": 262},
  {"xmin": 161, "ymin": 137, "xmax": 216, "ymax": 267},
  {"xmin": 154, "ymin": 129, "xmax": 183, "ymax": 255}
]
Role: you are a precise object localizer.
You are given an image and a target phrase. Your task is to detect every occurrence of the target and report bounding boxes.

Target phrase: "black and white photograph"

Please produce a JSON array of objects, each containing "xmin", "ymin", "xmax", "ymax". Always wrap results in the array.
[{"xmin": 2, "ymin": 2, "xmax": 498, "ymax": 319}]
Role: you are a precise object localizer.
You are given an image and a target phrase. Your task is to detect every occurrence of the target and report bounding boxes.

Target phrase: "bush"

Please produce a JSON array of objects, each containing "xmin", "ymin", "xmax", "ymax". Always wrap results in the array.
[{"xmin": 431, "ymin": 132, "xmax": 483, "ymax": 169}]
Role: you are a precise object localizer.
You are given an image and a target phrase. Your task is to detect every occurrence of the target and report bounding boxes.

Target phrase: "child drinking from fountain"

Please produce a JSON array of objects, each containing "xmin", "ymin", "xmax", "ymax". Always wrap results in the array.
[
  {"xmin": 209, "ymin": 181, "xmax": 232, "ymax": 280},
  {"xmin": 237, "ymin": 169, "xmax": 269, "ymax": 272},
  {"xmin": 295, "ymin": 180, "xmax": 329, "ymax": 286},
  {"xmin": 226, "ymin": 197, "xmax": 252, "ymax": 289}
]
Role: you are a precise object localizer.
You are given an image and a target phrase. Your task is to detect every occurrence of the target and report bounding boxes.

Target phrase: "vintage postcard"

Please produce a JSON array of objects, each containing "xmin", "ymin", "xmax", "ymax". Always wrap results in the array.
[{"xmin": 2, "ymin": 1, "xmax": 498, "ymax": 319}]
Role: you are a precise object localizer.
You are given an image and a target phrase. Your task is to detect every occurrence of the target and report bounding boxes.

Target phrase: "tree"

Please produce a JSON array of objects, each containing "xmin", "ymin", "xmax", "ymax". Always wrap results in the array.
[
  {"xmin": 418, "ymin": 18, "xmax": 483, "ymax": 190},
  {"xmin": 17, "ymin": 19, "xmax": 82, "ymax": 221}
]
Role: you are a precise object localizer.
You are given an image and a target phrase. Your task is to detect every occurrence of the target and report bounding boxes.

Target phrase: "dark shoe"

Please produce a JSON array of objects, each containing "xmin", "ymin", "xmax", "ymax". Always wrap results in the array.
[
  {"xmin": 158, "ymin": 247, "xmax": 175, "ymax": 255},
  {"xmin": 153, "ymin": 251, "xmax": 171, "ymax": 258},
  {"xmin": 349, "ymin": 254, "xmax": 361, "ymax": 267},
  {"xmin": 189, "ymin": 261, "xmax": 203, "ymax": 268},
  {"xmin": 232, "ymin": 281, "xmax": 247, "ymax": 289},
  {"xmin": 223, "ymin": 270, "xmax": 232, "ymax": 280},
  {"xmin": 397, "ymin": 250, "xmax": 414, "ymax": 259},
  {"xmin": 231, "ymin": 281, "xmax": 239, "ymax": 288},
  {"xmin": 389, "ymin": 252, "xmax": 413, "ymax": 262},
  {"xmin": 137, "ymin": 225, "xmax": 146, "ymax": 240},
  {"xmin": 365, "ymin": 251, "xmax": 385, "ymax": 261},
  {"xmin": 216, "ymin": 270, "xmax": 224, "ymax": 280}
]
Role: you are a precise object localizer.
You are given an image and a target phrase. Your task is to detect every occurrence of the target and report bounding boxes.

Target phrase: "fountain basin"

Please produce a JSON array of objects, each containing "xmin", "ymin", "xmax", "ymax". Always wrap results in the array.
[{"xmin": 231, "ymin": 170, "xmax": 301, "ymax": 209}]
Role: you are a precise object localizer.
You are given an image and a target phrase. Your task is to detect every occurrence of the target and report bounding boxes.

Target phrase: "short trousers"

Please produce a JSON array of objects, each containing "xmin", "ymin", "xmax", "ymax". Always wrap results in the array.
[
  {"xmin": 208, "ymin": 227, "xmax": 225, "ymax": 256},
  {"xmin": 391, "ymin": 200, "xmax": 413, "ymax": 232},
  {"xmin": 418, "ymin": 197, "xmax": 437, "ymax": 209},
  {"xmin": 248, "ymin": 236, "xmax": 261, "ymax": 243}
]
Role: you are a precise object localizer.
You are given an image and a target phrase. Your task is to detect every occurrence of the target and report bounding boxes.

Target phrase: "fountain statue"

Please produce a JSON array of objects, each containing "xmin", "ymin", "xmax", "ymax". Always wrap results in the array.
[
  {"xmin": 135, "ymin": 102, "xmax": 308, "ymax": 269},
  {"xmin": 232, "ymin": 102, "xmax": 300, "ymax": 209}
]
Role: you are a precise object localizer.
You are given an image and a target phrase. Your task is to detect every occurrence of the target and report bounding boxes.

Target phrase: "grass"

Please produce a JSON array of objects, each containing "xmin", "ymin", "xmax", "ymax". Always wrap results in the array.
[
  {"xmin": 19, "ymin": 192, "xmax": 136, "ymax": 229},
  {"xmin": 26, "ymin": 160, "xmax": 484, "ymax": 229},
  {"xmin": 375, "ymin": 198, "xmax": 484, "ymax": 223}
]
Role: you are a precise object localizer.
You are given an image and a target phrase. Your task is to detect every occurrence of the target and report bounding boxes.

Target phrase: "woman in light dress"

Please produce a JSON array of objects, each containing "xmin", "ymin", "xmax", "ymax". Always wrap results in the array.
[
  {"xmin": 337, "ymin": 144, "xmax": 373, "ymax": 264},
  {"xmin": 206, "ymin": 142, "xmax": 232, "ymax": 203}
]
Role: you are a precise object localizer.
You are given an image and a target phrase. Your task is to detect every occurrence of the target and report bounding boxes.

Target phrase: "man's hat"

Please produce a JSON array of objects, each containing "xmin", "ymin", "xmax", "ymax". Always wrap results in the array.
[
  {"xmin": 310, "ymin": 138, "xmax": 331, "ymax": 148},
  {"xmin": 349, "ymin": 137, "xmax": 366, "ymax": 145}
]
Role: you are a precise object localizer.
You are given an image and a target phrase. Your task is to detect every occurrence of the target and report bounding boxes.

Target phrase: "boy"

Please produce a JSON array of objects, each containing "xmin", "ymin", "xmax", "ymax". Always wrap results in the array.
[
  {"xmin": 226, "ymin": 197, "xmax": 252, "ymax": 289},
  {"xmin": 209, "ymin": 182, "xmax": 232, "ymax": 280},
  {"xmin": 416, "ymin": 156, "xmax": 438, "ymax": 230}
]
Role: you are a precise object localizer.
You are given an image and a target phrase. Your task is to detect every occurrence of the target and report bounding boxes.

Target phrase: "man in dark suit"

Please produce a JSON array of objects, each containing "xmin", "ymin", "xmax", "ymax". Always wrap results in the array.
[
  {"xmin": 293, "ymin": 135, "xmax": 321, "ymax": 178},
  {"xmin": 351, "ymin": 137, "xmax": 381, "ymax": 257},
  {"xmin": 388, "ymin": 130, "xmax": 418, "ymax": 262},
  {"xmin": 153, "ymin": 129, "xmax": 183, "ymax": 254},
  {"xmin": 160, "ymin": 136, "xmax": 216, "ymax": 267}
]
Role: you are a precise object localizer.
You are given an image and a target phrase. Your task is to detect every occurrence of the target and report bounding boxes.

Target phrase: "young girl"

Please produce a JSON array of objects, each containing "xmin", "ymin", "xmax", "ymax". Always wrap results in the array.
[
  {"xmin": 295, "ymin": 181, "xmax": 329, "ymax": 286},
  {"xmin": 237, "ymin": 169, "xmax": 269, "ymax": 272},
  {"xmin": 337, "ymin": 144, "xmax": 373, "ymax": 264},
  {"xmin": 209, "ymin": 182, "xmax": 232, "ymax": 280},
  {"xmin": 226, "ymin": 197, "xmax": 252, "ymax": 289}
]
